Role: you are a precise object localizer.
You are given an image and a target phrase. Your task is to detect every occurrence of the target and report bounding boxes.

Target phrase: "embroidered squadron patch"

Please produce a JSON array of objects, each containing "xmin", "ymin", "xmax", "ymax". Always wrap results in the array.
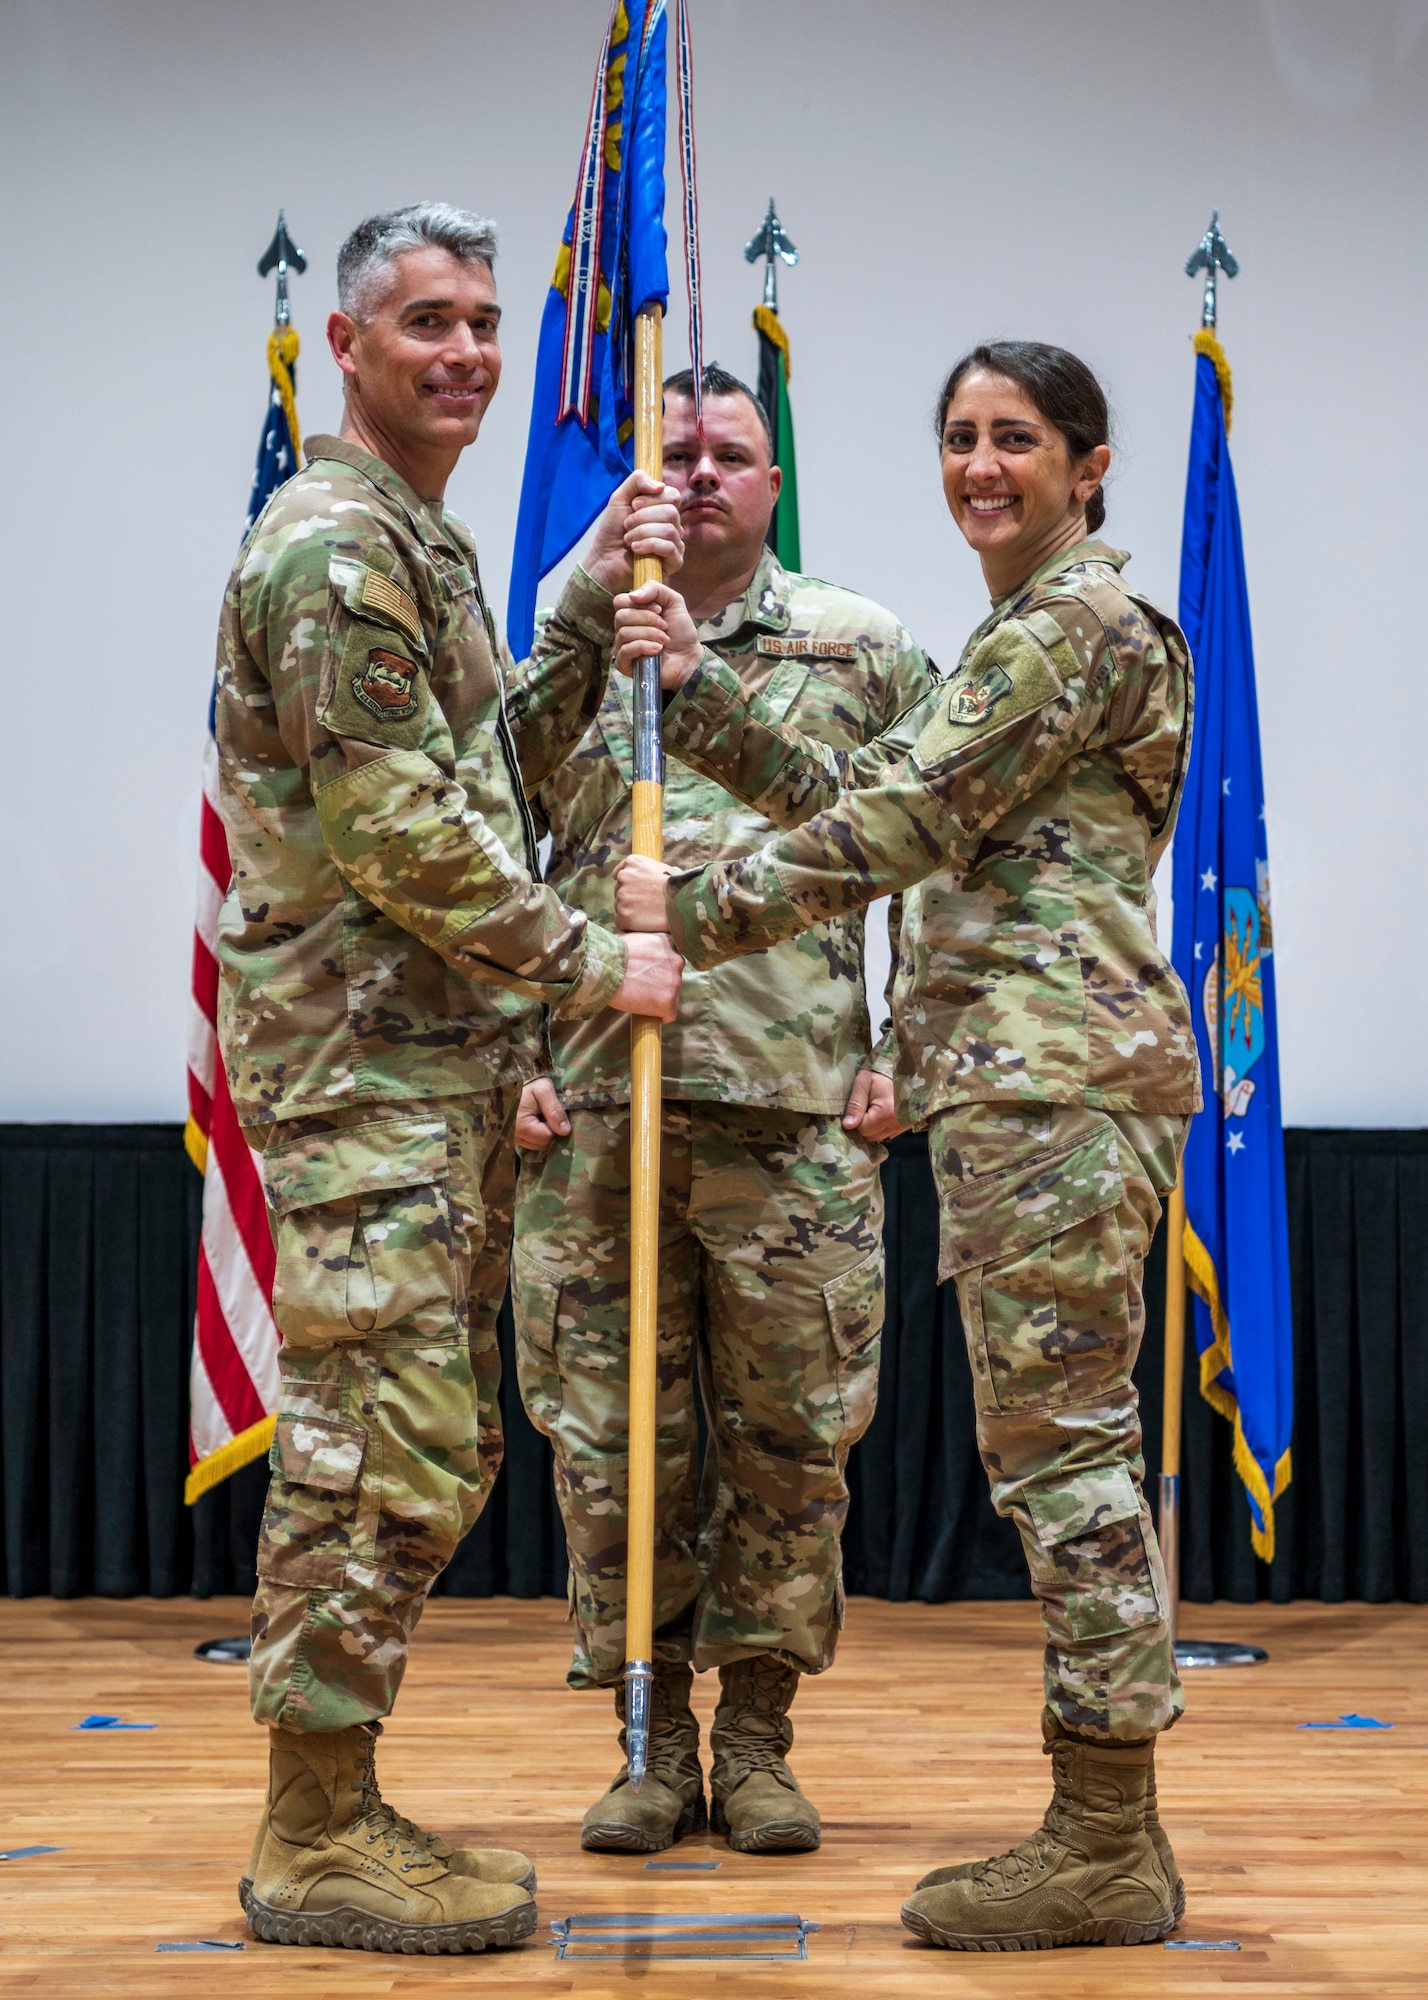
[
  {"xmin": 911, "ymin": 620, "xmax": 1065, "ymax": 771},
  {"xmin": 352, "ymin": 648, "xmax": 420, "ymax": 722},
  {"xmin": 948, "ymin": 661, "xmax": 1014, "ymax": 724},
  {"xmin": 756, "ymin": 636, "xmax": 858, "ymax": 660}
]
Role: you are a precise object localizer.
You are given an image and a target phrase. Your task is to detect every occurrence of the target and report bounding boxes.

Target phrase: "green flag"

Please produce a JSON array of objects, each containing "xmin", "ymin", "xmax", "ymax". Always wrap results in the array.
[{"xmin": 754, "ymin": 303, "xmax": 800, "ymax": 570}]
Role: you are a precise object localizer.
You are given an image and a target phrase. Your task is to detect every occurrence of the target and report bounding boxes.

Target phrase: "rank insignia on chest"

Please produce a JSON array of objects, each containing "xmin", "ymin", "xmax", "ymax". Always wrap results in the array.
[
  {"xmin": 353, "ymin": 648, "xmax": 420, "ymax": 722},
  {"xmin": 756, "ymin": 635, "xmax": 858, "ymax": 660}
]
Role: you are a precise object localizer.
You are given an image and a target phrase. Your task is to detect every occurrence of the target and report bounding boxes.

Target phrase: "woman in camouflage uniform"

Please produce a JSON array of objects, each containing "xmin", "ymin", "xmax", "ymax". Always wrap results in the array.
[{"xmin": 613, "ymin": 343, "xmax": 1200, "ymax": 1953}]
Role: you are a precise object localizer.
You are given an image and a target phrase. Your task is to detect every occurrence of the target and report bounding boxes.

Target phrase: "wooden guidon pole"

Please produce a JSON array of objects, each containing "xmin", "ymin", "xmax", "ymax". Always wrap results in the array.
[
  {"xmin": 1159, "ymin": 1177, "xmax": 1188, "ymax": 1646},
  {"xmin": 623, "ymin": 300, "xmax": 664, "ymax": 1789}
]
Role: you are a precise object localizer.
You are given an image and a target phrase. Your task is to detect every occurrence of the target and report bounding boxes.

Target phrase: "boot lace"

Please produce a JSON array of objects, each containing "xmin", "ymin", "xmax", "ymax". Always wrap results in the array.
[
  {"xmin": 970, "ymin": 1825, "xmax": 1066, "ymax": 1896},
  {"xmin": 715, "ymin": 1660, "xmax": 796, "ymax": 1785},
  {"xmin": 350, "ymin": 1725, "xmax": 444, "ymax": 1872}
]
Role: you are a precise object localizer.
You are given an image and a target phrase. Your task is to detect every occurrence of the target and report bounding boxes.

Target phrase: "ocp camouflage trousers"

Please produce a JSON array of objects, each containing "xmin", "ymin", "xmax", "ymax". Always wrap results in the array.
[
  {"xmin": 928, "ymin": 1101, "xmax": 1189, "ymax": 1742},
  {"xmin": 246, "ymin": 1090, "xmax": 517, "ymax": 1731},
  {"xmin": 513, "ymin": 1102, "xmax": 885, "ymax": 1688}
]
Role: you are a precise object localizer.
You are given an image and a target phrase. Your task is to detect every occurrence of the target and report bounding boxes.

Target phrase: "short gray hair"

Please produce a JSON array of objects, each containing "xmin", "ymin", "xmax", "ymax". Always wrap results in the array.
[{"xmin": 337, "ymin": 202, "xmax": 499, "ymax": 316}]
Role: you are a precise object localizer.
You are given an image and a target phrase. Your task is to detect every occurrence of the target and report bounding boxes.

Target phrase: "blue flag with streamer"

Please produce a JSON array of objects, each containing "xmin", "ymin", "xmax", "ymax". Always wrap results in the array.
[
  {"xmin": 1171, "ymin": 333, "xmax": 1293, "ymax": 1562},
  {"xmin": 507, "ymin": 0, "xmax": 668, "ymax": 657}
]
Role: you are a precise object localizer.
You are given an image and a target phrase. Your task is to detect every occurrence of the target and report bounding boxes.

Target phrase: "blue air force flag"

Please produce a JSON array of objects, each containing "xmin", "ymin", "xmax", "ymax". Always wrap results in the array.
[
  {"xmin": 507, "ymin": 0, "xmax": 669, "ymax": 657},
  {"xmin": 1170, "ymin": 334, "xmax": 1293, "ymax": 1562}
]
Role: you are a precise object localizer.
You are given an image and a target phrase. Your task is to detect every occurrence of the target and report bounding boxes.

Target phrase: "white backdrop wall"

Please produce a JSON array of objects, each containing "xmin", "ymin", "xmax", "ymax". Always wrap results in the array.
[{"xmin": 2, "ymin": 0, "xmax": 1424, "ymax": 1124}]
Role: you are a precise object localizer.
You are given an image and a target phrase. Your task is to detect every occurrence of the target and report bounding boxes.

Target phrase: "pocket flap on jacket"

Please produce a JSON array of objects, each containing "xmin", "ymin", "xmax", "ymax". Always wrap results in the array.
[
  {"xmin": 1026, "ymin": 1463, "xmax": 1141, "ymax": 1550},
  {"xmin": 272, "ymin": 1413, "xmax": 368, "ymax": 1493},
  {"xmin": 938, "ymin": 1122, "xmax": 1123, "ymax": 1277},
  {"xmin": 262, "ymin": 1116, "xmax": 449, "ymax": 1215},
  {"xmin": 328, "ymin": 556, "xmax": 426, "ymax": 650}
]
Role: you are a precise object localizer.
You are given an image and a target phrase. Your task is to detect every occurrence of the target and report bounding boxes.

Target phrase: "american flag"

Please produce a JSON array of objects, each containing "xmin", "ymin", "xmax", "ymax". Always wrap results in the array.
[{"xmin": 182, "ymin": 327, "xmax": 301, "ymax": 1504}]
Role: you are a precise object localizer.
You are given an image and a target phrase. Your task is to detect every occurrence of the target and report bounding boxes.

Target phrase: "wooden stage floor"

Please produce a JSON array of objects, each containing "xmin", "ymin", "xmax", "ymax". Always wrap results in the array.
[{"xmin": 1, "ymin": 1595, "xmax": 1423, "ymax": 1996}]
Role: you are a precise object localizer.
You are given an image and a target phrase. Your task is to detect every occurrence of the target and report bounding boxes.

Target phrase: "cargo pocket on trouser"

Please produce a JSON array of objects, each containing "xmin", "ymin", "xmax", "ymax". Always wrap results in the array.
[
  {"xmin": 257, "ymin": 1402, "xmax": 369, "ymax": 1591},
  {"xmin": 943, "ymin": 1121, "xmax": 1126, "ymax": 1417},
  {"xmin": 1020, "ymin": 1463, "xmax": 1163, "ymax": 1643},
  {"xmin": 823, "ymin": 1246, "xmax": 885, "ymax": 1446},
  {"xmin": 260, "ymin": 1115, "xmax": 458, "ymax": 1349},
  {"xmin": 511, "ymin": 1242, "xmax": 564, "ymax": 1437}
]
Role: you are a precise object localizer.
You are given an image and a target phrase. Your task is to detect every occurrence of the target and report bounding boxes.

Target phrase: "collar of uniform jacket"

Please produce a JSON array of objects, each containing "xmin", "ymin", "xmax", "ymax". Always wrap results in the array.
[
  {"xmin": 695, "ymin": 545, "xmax": 793, "ymax": 643},
  {"xmin": 994, "ymin": 536, "xmax": 1130, "ymax": 615},
  {"xmin": 302, "ymin": 433, "xmax": 452, "ymax": 547}
]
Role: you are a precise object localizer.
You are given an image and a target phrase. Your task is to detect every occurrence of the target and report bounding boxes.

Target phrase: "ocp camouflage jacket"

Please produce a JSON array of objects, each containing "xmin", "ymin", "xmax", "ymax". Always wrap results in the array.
[
  {"xmin": 215, "ymin": 435, "xmax": 626, "ymax": 1126},
  {"xmin": 529, "ymin": 549, "xmax": 935, "ymax": 1113},
  {"xmin": 662, "ymin": 541, "xmax": 1202, "ymax": 1124}
]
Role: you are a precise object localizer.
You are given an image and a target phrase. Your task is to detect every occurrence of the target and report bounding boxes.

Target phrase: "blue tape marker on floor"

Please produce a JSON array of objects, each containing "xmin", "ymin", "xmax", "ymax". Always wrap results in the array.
[
  {"xmin": 73, "ymin": 1714, "xmax": 155, "ymax": 1731},
  {"xmin": 1299, "ymin": 1712, "xmax": 1392, "ymax": 1730},
  {"xmin": 156, "ymin": 1941, "xmax": 246, "ymax": 1953},
  {"xmin": 0, "ymin": 1846, "xmax": 64, "ymax": 1861},
  {"xmin": 1165, "ymin": 1939, "xmax": 1241, "ymax": 1951},
  {"xmin": 646, "ymin": 1861, "xmax": 721, "ymax": 1871}
]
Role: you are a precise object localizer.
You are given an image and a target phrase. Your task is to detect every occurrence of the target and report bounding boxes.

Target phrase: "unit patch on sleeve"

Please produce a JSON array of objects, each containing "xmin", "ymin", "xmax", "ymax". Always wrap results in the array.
[
  {"xmin": 353, "ymin": 648, "xmax": 421, "ymax": 723},
  {"xmin": 911, "ymin": 620, "xmax": 1065, "ymax": 772}
]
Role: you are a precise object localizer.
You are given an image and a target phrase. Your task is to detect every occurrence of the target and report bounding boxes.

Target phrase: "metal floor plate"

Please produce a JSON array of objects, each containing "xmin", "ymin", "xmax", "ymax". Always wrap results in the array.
[{"xmin": 552, "ymin": 1912, "xmax": 818, "ymax": 1960}]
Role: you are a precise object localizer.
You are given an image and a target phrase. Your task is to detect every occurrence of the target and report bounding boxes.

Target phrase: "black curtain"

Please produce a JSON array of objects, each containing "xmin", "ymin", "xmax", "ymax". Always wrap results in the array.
[{"xmin": 3, "ymin": 1124, "xmax": 1425, "ymax": 1606}]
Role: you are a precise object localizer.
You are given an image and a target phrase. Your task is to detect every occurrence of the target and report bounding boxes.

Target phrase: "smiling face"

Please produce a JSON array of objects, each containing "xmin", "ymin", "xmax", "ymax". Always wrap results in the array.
[
  {"xmin": 328, "ymin": 247, "xmax": 502, "ymax": 476},
  {"xmin": 662, "ymin": 391, "xmax": 780, "ymax": 565},
  {"xmin": 940, "ymin": 369, "xmax": 1109, "ymax": 594}
]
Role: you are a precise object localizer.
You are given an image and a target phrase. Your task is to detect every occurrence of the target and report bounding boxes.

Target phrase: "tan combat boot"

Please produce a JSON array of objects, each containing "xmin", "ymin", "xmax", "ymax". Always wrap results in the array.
[
  {"xmin": 239, "ymin": 1720, "xmax": 534, "ymax": 1915},
  {"xmin": 901, "ymin": 1718, "xmax": 1176, "ymax": 1950},
  {"xmin": 914, "ymin": 1709, "xmax": 1185, "ymax": 1922},
  {"xmin": 581, "ymin": 1661, "xmax": 707, "ymax": 1852},
  {"xmin": 709, "ymin": 1656, "xmax": 820, "ymax": 1853},
  {"xmin": 244, "ymin": 1724, "xmax": 536, "ymax": 1953}
]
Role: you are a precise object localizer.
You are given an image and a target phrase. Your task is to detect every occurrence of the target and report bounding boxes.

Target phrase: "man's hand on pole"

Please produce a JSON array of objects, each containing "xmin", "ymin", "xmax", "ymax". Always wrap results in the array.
[
  {"xmin": 581, "ymin": 472, "xmax": 685, "ymax": 594},
  {"xmin": 615, "ymin": 854, "xmax": 678, "ymax": 934},
  {"xmin": 614, "ymin": 580, "xmax": 703, "ymax": 689},
  {"xmin": 610, "ymin": 930, "xmax": 683, "ymax": 1020}
]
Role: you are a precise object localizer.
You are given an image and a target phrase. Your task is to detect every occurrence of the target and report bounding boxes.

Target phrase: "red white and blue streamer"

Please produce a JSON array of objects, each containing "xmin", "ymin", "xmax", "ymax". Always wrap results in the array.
[
  {"xmin": 558, "ymin": 9, "xmax": 613, "ymax": 424},
  {"xmin": 675, "ymin": 0, "xmax": 704, "ymax": 432}
]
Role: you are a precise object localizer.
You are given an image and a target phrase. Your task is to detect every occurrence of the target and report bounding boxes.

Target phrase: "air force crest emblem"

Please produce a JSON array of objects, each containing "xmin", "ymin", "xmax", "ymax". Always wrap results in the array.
[
  {"xmin": 949, "ymin": 661, "xmax": 1014, "ymax": 725},
  {"xmin": 1201, "ymin": 882, "xmax": 1267, "ymax": 1117},
  {"xmin": 353, "ymin": 648, "xmax": 420, "ymax": 723}
]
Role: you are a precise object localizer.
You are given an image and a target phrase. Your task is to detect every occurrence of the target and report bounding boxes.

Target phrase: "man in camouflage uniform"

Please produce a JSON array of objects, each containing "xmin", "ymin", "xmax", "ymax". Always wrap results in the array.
[
  {"xmin": 616, "ymin": 476, "xmax": 1199, "ymax": 1938},
  {"xmin": 214, "ymin": 202, "xmax": 683, "ymax": 1954},
  {"xmin": 512, "ymin": 365, "xmax": 935, "ymax": 1854}
]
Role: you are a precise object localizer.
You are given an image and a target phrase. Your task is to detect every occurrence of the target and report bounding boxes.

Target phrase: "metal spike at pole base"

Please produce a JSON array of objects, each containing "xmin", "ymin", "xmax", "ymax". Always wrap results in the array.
[
  {"xmin": 625, "ymin": 1659, "xmax": 653, "ymax": 1792},
  {"xmin": 1174, "ymin": 1639, "xmax": 1268, "ymax": 1669}
]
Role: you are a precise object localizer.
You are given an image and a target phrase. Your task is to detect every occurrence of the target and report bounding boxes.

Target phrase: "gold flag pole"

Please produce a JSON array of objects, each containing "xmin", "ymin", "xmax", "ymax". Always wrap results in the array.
[
  {"xmin": 623, "ymin": 299, "xmax": 665, "ymax": 1787},
  {"xmin": 1161, "ymin": 216, "xmax": 1266, "ymax": 1672},
  {"xmin": 1159, "ymin": 1140, "xmax": 1267, "ymax": 1669}
]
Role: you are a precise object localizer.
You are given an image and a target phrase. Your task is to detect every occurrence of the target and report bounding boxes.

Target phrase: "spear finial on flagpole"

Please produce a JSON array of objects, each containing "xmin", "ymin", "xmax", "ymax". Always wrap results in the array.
[
  {"xmin": 1184, "ymin": 210, "xmax": 1238, "ymax": 332},
  {"xmin": 258, "ymin": 211, "xmax": 307, "ymax": 328},
  {"xmin": 744, "ymin": 198, "xmax": 798, "ymax": 312}
]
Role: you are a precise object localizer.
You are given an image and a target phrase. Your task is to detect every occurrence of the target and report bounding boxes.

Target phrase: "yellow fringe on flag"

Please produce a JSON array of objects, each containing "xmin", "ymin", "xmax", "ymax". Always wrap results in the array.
[
  {"xmin": 183, "ymin": 1114, "xmax": 208, "ymax": 1177},
  {"xmin": 753, "ymin": 303, "xmax": 791, "ymax": 381},
  {"xmin": 1182, "ymin": 1216, "xmax": 1291, "ymax": 1561},
  {"xmin": 1193, "ymin": 327, "xmax": 1233, "ymax": 435},
  {"xmin": 184, "ymin": 1414, "xmax": 276, "ymax": 1506},
  {"xmin": 267, "ymin": 325, "xmax": 303, "ymax": 470}
]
